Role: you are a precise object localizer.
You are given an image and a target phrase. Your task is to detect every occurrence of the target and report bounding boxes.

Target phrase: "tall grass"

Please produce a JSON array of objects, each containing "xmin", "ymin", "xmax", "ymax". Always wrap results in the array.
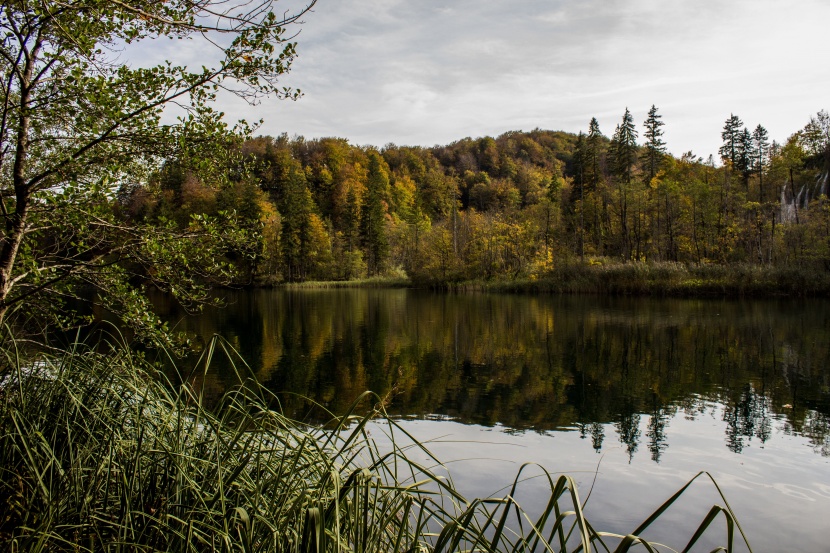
[
  {"xmin": 455, "ymin": 261, "xmax": 830, "ymax": 297},
  {"xmin": 0, "ymin": 333, "xmax": 753, "ymax": 552}
]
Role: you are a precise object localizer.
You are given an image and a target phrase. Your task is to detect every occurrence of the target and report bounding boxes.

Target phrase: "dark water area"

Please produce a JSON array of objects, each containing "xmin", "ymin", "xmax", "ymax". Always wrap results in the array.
[
  {"xmin": 153, "ymin": 289, "xmax": 830, "ymax": 551},
  {"xmin": 156, "ymin": 289, "xmax": 830, "ymax": 446}
]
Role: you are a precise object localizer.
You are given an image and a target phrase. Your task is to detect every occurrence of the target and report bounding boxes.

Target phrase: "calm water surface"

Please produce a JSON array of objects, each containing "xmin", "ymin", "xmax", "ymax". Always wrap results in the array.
[{"xmin": 156, "ymin": 289, "xmax": 830, "ymax": 552}]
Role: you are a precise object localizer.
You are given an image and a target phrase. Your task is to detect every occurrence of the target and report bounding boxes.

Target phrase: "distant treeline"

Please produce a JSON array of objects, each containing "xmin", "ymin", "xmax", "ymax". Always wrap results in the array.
[{"xmin": 118, "ymin": 108, "xmax": 830, "ymax": 288}]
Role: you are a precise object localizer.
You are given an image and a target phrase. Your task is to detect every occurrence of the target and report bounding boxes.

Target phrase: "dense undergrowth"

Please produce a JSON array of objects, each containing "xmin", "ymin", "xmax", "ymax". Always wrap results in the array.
[
  {"xmin": 0, "ymin": 334, "xmax": 753, "ymax": 552},
  {"xmin": 281, "ymin": 260, "xmax": 830, "ymax": 297},
  {"xmin": 417, "ymin": 260, "xmax": 830, "ymax": 297}
]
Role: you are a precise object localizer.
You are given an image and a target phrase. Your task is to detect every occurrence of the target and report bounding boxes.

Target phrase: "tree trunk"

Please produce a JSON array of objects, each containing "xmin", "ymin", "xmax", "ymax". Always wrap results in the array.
[{"xmin": 0, "ymin": 31, "xmax": 38, "ymax": 325}]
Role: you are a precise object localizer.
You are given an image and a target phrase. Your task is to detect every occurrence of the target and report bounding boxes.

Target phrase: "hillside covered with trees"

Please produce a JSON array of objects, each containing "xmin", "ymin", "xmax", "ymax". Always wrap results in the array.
[{"xmin": 120, "ymin": 108, "xmax": 830, "ymax": 289}]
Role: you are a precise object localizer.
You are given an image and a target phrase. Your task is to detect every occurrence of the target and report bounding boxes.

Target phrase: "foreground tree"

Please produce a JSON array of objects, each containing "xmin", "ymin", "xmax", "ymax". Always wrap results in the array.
[{"xmin": 0, "ymin": 0, "xmax": 314, "ymax": 342}]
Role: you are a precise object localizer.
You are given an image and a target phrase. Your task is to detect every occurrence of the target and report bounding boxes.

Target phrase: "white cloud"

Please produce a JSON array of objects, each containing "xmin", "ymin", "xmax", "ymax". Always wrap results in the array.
[{"xmin": 127, "ymin": 0, "xmax": 830, "ymax": 157}]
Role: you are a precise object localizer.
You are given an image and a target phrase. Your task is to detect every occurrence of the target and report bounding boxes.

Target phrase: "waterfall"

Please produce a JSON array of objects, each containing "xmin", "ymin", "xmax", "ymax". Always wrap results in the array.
[
  {"xmin": 780, "ymin": 187, "xmax": 796, "ymax": 223},
  {"xmin": 779, "ymin": 170, "xmax": 829, "ymax": 223}
]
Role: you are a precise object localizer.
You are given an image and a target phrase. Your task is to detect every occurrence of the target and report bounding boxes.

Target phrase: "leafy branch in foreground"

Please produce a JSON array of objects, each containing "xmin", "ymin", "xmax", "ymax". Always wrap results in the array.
[
  {"xmin": 0, "ymin": 334, "xmax": 753, "ymax": 552},
  {"xmin": 0, "ymin": 0, "xmax": 314, "ymax": 344}
]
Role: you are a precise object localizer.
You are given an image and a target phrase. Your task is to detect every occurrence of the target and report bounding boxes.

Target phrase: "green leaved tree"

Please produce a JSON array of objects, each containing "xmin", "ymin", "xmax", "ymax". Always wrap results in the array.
[{"xmin": 0, "ymin": 0, "xmax": 314, "ymax": 344}]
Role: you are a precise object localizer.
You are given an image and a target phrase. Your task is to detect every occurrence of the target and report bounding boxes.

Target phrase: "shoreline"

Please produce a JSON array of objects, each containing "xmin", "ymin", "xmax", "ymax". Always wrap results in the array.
[{"xmin": 258, "ymin": 261, "xmax": 830, "ymax": 298}]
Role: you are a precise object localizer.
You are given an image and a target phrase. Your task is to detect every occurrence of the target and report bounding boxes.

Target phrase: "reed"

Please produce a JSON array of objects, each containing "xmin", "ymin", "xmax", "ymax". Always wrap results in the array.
[{"xmin": 0, "ymin": 333, "xmax": 752, "ymax": 552}]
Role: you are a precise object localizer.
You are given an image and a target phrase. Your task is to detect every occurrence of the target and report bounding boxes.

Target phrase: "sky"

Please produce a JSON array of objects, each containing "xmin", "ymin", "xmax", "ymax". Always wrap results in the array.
[{"xmin": 145, "ymin": 0, "xmax": 830, "ymax": 159}]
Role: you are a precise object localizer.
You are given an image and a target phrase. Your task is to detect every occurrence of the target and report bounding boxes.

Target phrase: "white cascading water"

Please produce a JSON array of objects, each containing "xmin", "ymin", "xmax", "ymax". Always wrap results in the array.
[{"xmin": 778, "ymin": 169, "xmax": 828, "ymax": 223}]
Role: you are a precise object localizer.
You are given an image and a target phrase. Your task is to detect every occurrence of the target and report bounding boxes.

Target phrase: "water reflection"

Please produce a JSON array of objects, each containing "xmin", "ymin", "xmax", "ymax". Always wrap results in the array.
[
  {"xmin": 155, "ymin": 290, "xmax": 830, "ymax": 459},
  {"xmin": 724, "ymin": 384, "xmax": 772, "ymax": 454}
]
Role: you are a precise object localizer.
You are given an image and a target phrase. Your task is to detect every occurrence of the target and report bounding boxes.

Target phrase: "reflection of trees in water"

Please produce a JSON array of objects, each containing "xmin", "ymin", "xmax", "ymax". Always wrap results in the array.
[
  {"xmin": 590, "ymin": 422, "xmax": 605, "ymax": 452},
  {"xmin": 577, "ymin": 422, "xmax": 606, "ymax": 453},
  {"xmin": 616, "ymin": 412, "xmax": 641, "ymax": 462},
  {"xmin": 803, "ymin": 412, "xmax": 830, "ymax": 457},
  {"xmin": 723, "ymin": 384, "xmax": 773, "ymax": 453},
  {"xmin": 161, "ymin": 291, "xmax": 830, "ymax": 459},
  {"xmin": 647, "ymin": 406, "xmax": 672, "ymax": 463}
]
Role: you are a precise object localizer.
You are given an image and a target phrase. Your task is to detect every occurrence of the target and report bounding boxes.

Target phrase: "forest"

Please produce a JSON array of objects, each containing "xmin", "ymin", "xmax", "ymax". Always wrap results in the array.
[
  {"xmin": 119, "ymin": 108, "xmax": 830, "ymax": 289},
  {"xmin": 0, "ymin": 2, "xmax": 797, "ymax": 550}
]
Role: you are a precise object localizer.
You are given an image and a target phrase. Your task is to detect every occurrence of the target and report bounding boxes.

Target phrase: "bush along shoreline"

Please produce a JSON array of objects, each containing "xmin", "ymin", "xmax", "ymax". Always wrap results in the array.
[
  {"xmin": 281, "ymin": 261, "xmax": 830, "ymax": 298},
  {"xmin": 0, "ymin": 335, "xmax": 753, "ymax": 552},
  {"xmin": 443, "ymin": 261, "xmax": 830, "ymax": 297}
]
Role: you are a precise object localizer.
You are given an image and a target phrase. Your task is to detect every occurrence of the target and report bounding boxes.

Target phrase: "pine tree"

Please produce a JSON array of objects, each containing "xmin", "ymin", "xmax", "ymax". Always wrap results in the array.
[
  {"xmin": 641, "ymin": 105, "xmax": 666, "ymax": 182},
  {"xmin": 611, "ymin": 108, "xmax": 638, "ymax": 185},
  {"xmin": 608, "ymin": 124, "xmax": 622, "ymax": 180},
  {"xmin": 736, "ymin": 127, "xmax": 754, "ymax": 189},
  {"xmin": 608, "ymin": 109, "xmax": 638, "ymax": 259},
  {"xmin": 719, "ymin": 114, "xmax": 744, "ymax": 166},
  {"xmin": 585, "ymin": 118, "xmax": 607, "ymax": 255},
  {"xmin": 752, "ymin": 124, "xmax": 770, "ymax": 201},
  {"xmin": 586, "ymin": 117, "xmax": 603, "ymax": 190}
]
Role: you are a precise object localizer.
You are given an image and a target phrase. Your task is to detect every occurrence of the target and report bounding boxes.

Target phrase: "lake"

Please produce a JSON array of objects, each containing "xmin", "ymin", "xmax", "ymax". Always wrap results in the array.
[{"xmin": 154, "ymin": 289, "xmax": 830, "ymax": 552}]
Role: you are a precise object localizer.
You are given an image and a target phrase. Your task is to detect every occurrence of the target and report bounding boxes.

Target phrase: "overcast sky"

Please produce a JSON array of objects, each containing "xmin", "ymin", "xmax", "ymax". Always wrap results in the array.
[{"xmin": 155, "ymin": 0, "xmax": 830, "ymax": 159}]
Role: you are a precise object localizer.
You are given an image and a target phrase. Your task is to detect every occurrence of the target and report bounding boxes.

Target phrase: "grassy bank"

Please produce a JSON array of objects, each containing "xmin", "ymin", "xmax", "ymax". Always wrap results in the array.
[
  {"xmin": 277, "ymin": 262, "xmax": 830, "ymax": 297},
  {"xmin": 282, "ymin": 276, "xmax": 412, "ymax": 289},
  {"xmin": 0, "ymin": 336, "xmax": 751, "ymax": 552},
  {"xmin": 441, "ymin": 261, "xmax": 830, "ymax": 297}
]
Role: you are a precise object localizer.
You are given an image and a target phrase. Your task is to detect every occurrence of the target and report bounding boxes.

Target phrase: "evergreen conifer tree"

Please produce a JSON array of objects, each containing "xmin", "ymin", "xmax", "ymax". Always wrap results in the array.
[
  {"xmin": 609, "ymin": 124, "xmax": 622, "ymax": 180},
  {"xmin": 737, "ymin": 127, "xmax": 754, "ymax": 189},
  {"xmin": 753, "ymin": 124, "xmax": 770, "ymax": 201},
  {"xmin": 719, "ymin": 114, "xmax": 744, "ymax": 166},
  {"xmin": 611, "ymin": 108, "xmax": 638, "ymax": 185},
  {"xmin": 607, "ymin": 109, "xmax": 638, "ymax": 259},
  {"xmin": 586, "ymin": 118, "xmax": 604, "ymax": 189},
  {"xmin": 641, "ymin": 105, "xmax": 666, "ymax": 182}
]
